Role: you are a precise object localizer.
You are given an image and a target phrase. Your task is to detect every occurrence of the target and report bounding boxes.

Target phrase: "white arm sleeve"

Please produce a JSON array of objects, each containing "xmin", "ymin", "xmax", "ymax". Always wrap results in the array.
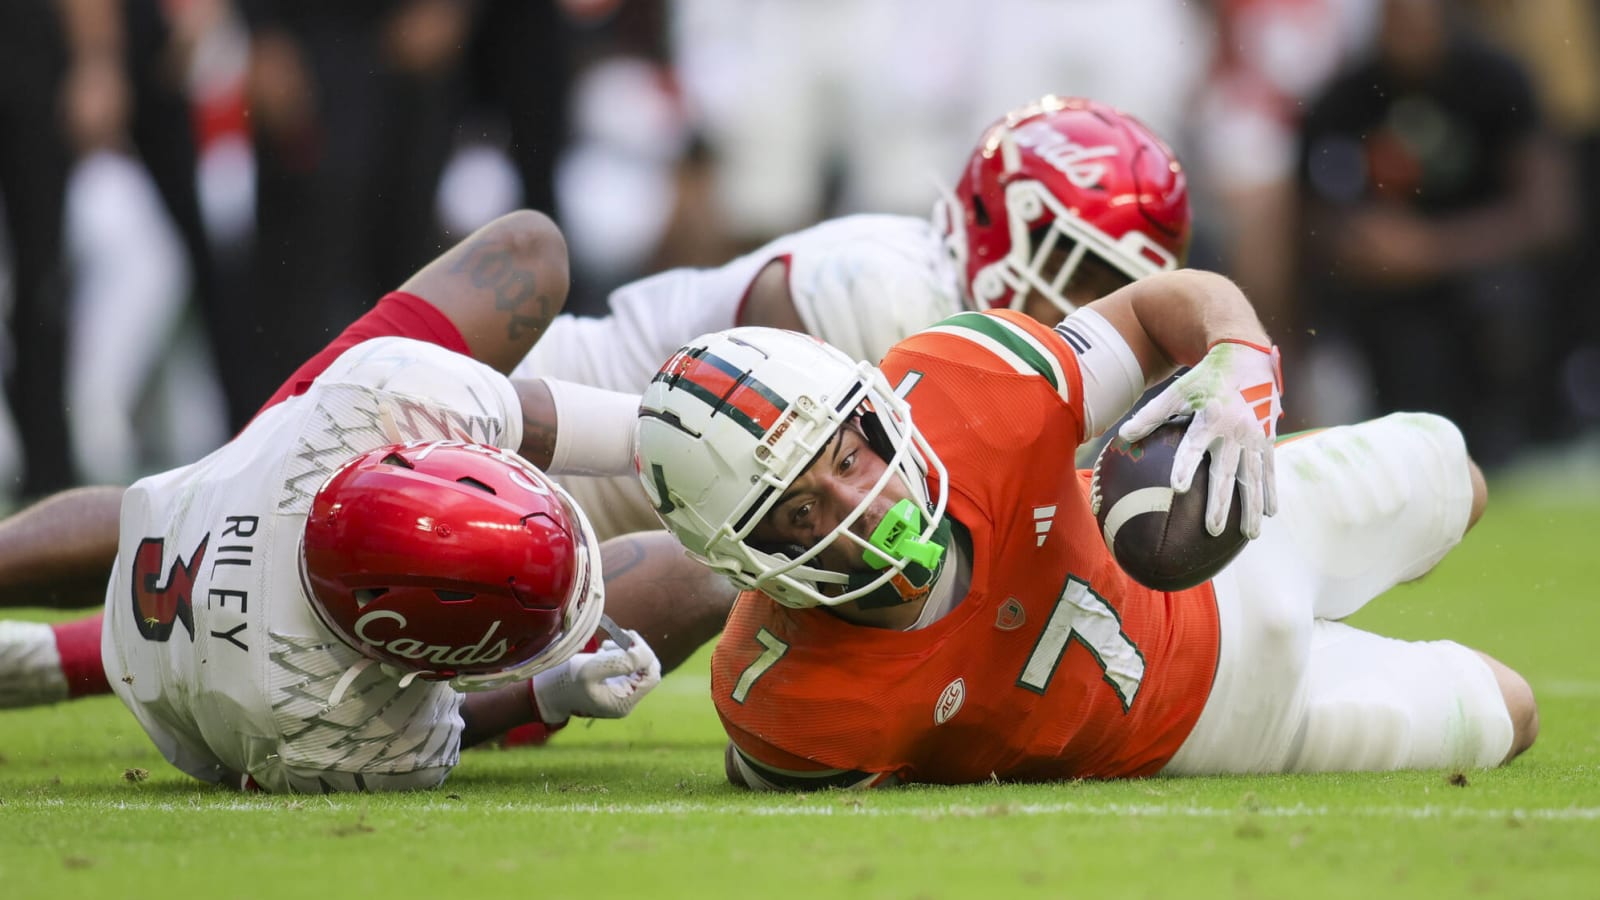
[
  {"xmin": 537, "ymin": 377, "xmax": 642, "ymax": 477},
  {"xmin": 1053, "ymin": 307, "xmax": 1147, "ymax": 440}
]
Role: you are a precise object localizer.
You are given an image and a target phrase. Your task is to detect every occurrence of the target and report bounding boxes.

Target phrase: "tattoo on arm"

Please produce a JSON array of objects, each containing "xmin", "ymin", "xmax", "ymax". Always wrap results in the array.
[
  {"xmin": 602, "ymin": 537, "xmax": 648, "ymax": 581},
  {"xmin": 449, "ymin": 238, "xmax": 556, "ymax": 342}
]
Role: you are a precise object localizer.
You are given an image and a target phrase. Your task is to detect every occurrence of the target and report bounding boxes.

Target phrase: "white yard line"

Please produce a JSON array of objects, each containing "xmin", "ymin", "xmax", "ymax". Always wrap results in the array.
[
  {"xmin": 1534, "ymin": 680, "xmax": 1600, "ymax": 699},
  {"xmin": 10, "ymin": 797, "xmax": 1600, "ymax": 821}
]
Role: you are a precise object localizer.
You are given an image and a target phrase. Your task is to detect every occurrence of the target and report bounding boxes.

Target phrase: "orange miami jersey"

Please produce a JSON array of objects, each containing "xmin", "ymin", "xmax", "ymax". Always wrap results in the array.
[{"xmin": 711, "ymin": 309, "xmax": 1221, "ymax": 787}]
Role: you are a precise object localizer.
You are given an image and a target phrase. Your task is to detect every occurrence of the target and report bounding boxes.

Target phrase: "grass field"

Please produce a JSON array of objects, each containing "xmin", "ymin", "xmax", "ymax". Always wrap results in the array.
[{"xmin": 2, "ymin": 477, "xmax": 1597, "ymax": 899}]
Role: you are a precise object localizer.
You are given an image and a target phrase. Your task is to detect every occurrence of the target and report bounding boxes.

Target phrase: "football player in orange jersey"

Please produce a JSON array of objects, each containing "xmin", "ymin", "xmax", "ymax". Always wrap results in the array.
[{"xmin": 633, "ymin": 265, "xmax": 1538, "ymax": 789}]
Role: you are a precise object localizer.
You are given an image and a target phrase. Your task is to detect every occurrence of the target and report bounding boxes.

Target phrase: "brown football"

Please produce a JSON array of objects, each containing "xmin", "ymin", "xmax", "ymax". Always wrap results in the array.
[{"xmin": 1090, "ymin": 421, "xmax": 1246, "ymax": 592}]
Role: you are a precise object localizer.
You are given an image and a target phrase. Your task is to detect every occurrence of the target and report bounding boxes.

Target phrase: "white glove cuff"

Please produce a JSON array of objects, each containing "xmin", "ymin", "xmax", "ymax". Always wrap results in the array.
[{"xmin": 528, "ymin": 661, "xmax": 574, "ymax": 726}]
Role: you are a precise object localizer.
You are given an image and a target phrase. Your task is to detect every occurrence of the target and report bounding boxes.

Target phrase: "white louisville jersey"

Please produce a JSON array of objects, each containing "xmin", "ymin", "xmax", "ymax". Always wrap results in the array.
[
  {"xmin": 102, "ymin": 337, "xmax": 523, "ymax": 794},
  {"xmin": 512, "ymin": 213, "xmax": 964, "ymax": 538}
]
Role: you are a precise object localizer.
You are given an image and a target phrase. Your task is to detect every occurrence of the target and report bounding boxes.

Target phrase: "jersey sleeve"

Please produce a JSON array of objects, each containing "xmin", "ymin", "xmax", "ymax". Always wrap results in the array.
[
  {"xmin": 311, "ymin": 336, "xmax": 525, "ymax": 453},
  {"xmin": 890, "ymin": 309, "xmax": 1089, "ymax": 438},
  {"xmin": 889, "ymin": 308, "xmax": 1145, "ymax": 443}
]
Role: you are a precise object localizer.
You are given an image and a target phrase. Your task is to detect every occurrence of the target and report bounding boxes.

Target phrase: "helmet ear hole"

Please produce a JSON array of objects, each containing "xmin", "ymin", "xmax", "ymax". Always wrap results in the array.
[
  {"xmin": 748, "ymin": 538, "xmax": 807, "ymax": 559},
  {"xmin": 972, "ymin": 195, "xmax": 990, "ymax": 227},
  {"xmin": 854, "ymin": 410, "xmax": 895, "ymax": 463}
]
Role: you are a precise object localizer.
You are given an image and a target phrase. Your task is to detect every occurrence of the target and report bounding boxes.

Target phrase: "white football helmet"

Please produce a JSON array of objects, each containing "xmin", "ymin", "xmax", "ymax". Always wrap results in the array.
[{"xmin": 636, "ymin": 327, "xmax": 948, "ymax": 609}]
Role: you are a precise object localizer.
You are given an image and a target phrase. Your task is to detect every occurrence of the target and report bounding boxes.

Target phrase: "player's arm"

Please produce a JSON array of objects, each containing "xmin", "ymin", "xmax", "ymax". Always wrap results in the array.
[
  {"xmin": 459, "ymin": 682, "xmax": 549, "ymax": 749},
  {"xmin": 1080, "ymin": 268, "xmax": 1281, "ymax": 538},
  {"xmin": 0, "ymin": 487, "xmax": 125, "ymax": 609},
  {"xmin": 397, "ymin": 209, "xmax": 570, "ymax": 375},
  {"xmin": 390, "ymin": 209, "xmax": 640, "ymax": 478},
  {"xmin": 739, "ymin": 258, "xmax": 808, "ymax": 332},
  {"xmin": 594, "ymin": 531, "xmax": 740, "ymax": 675},
  {"xmin": 459, "ymin": 632, "xmax": 662, "ymax": 748},
  {"xmin": 1084, "ymin": 268, "xmax": 1271, "ymax": 385},
  {"xmin": 509, "ymin": 377, "xmax": 640, "ymax": 477},
  {"xmin": 510, "ymin": 250, "xmax": 789, "ymax": 476}
]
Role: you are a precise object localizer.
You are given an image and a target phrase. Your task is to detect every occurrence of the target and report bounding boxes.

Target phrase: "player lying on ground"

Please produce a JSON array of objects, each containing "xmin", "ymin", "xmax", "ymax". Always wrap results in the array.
[
  {"xmin": 0, "ymin": 210, "xmax": 660, "ymax": 791},
  {"xmin": 627, "ymin": 264, "xmax": 1538, "ymax": 789}
]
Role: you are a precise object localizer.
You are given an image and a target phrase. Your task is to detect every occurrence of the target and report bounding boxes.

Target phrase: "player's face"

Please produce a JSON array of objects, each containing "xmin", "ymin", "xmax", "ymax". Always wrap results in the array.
[
  {"xmin": 1018, "ymin": 245, "xmax": 1134, "ymax": 326},
  {"xmin": 1063, "ymin": 252, "xmax": 1135, "ymax": 309},
  {"xmin": 751, "ymin": 424, "xmax": 911, "ymax": 574}
]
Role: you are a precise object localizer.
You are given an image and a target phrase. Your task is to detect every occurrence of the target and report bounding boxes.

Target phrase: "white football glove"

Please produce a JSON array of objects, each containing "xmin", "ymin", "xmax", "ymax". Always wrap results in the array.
[
  {"xmin": 529, "ymin": 631, "xmax": 662, "ymax": 726},
  {"xmin": 1119, "ymin": 339, "xmax": 1283, "ymax": 539}
]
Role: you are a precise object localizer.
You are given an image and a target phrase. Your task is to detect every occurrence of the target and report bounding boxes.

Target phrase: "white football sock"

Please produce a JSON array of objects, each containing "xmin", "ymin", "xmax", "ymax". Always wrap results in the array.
[{"xmin": 0, "ymin": 621, "xmax": 69, "ymax": 709}]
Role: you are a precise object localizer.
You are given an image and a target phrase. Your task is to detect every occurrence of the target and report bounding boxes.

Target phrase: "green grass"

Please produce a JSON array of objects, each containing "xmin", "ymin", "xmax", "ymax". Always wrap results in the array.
[{"xmin": 2, "ymin": 484, "xmax": 1598, "ymax": 899}]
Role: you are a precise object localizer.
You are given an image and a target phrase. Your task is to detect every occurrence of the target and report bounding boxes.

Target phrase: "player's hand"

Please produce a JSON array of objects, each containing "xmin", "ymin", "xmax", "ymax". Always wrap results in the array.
[
  {"xmin": 1119, "ymin": 339, "xmax": 1282, "ymax": 539},
  {"xmin": 529, "ymin": 632, "xmax": 661, "ymax": 725}
]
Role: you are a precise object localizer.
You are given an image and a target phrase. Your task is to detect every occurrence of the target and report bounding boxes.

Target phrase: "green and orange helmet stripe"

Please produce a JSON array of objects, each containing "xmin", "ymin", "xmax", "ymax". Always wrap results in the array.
[{"xmin": 652, "ymin": 346, "xmax": 791, "ymax": 440}]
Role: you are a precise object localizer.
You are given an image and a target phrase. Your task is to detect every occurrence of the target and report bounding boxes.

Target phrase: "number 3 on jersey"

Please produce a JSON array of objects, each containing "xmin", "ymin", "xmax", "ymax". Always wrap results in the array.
[{"xmin": 1019, "ymin": 576, "xmax": 1145, "ymax": 711}]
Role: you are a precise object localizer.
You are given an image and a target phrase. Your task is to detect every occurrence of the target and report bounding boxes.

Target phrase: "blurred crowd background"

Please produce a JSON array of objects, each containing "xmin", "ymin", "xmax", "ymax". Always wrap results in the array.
[{"xmin": 0, "ymin": 0, "xmax": 1595, "ymax": 508}]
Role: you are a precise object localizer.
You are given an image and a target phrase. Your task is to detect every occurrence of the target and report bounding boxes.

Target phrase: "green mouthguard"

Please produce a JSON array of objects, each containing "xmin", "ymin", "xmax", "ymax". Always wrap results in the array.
[{"xmin": 863, "ymin": 499, "xmax": 946, "ymax": 570}]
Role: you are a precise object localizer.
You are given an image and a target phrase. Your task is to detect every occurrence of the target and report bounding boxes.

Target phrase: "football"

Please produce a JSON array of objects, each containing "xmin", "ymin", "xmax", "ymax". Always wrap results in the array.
[{"xmin": 1090, "ymin": 420, "xmax": 1246, "ymax": 592}]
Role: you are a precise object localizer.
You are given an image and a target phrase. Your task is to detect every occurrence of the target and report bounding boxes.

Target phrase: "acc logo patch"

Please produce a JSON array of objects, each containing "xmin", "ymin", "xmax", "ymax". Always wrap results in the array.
[
  {"xmin": 995, "ymin": 598, "xmax": 1026, "ymax": 631},
  {"xmin": 934, "ymin": 677, "xmax": 966, "ymax": 725}
]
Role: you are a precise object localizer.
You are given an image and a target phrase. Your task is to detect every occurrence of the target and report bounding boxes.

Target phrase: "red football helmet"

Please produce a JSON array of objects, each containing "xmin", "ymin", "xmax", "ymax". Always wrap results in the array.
[
  {"xmin": 301, "ymin": 440, "xmax": 602, "ymax": 689},
  {"xmin": 937, "ymin": 96, "xmax": 1191, "ymax": 318}
]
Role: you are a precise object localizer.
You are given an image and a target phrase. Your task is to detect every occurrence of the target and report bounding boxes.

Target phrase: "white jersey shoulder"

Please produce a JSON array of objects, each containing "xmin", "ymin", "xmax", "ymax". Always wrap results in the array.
[
  {"xmin": 103, "ymin": 337, "xmax": 520, "ymax": 793},
  {"xmin": 511, "ymin": 214, "xmax": 961, "ymax": 389},
  {"xmin": 510, "ymin": 255, "xmax": 765, "ymax": 391},
  {"xmin": 783, "ymin": 214, "xmax": 963, "ymax": 364}
]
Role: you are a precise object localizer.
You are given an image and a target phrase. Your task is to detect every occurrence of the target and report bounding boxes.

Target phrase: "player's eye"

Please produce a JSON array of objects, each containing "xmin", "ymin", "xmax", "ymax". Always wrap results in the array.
[
  {"xmin": 838, "ymin": 451, "xmax": 857, "ymax": 474},
  {"xmin": 788, "ymin": 501, "xmax": 814, "ymax": 529}
]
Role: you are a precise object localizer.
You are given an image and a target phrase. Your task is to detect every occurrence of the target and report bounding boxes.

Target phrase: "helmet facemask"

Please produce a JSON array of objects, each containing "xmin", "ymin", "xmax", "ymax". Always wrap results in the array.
[
  {"xmin": 638, "ymin": 329, "xmax": 950, "ymax": 610},
  {"xmin": 735, "ymin": 393, "xmax": 950, "ymax": 610},
  {"xmin": 944, "ymin": 96, "xmax": 1191, "ymax": 318},
  {"xmin": 974, "ymin": 179, "xmax": 1177, "ymax": 320}
]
